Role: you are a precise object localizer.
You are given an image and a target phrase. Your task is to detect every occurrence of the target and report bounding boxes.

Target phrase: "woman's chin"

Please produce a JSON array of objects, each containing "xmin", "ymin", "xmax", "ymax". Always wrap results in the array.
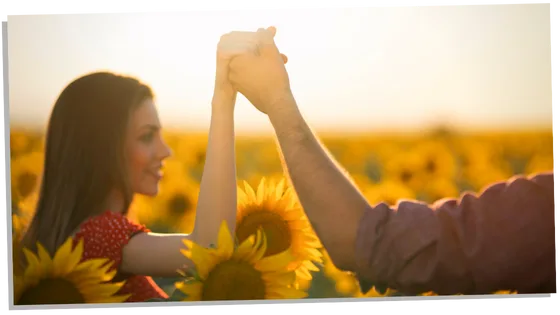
[{"xmin": 136, "ymin": 187, "xmax": 159, "ymax": 197}]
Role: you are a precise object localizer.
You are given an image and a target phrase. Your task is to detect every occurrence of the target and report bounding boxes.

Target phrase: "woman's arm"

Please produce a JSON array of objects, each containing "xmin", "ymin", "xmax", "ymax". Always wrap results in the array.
[
  {"xmin": 119, "ymin": 31, "xmax": 263, "ymax": 278},
  {"xmin": 189, "ymin": 94, "xmax": 237, "ymax": 247},
  {"xmin": 120, "ymin": 96, "xmax": 237, "ymax": 278}
]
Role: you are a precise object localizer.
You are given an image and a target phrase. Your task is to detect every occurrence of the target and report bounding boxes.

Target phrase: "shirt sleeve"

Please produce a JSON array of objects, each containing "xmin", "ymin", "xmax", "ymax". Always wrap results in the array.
[
  {"xmin": 353, "ymin": 172, "xmax": 556, "ymax": 295},
  {"xmin": 75, "ymin": 211, "xmax": 151, "ymax": 272}
]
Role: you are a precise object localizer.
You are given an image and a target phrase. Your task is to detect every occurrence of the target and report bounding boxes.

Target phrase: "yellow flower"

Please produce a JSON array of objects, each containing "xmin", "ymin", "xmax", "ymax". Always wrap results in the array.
[
  {"xmin": 12, "ymin": 214, "xmax": 27, "ymax": 277},
  {"xmin": 420, "ymin": 177, "xmax": 459, "ymax": 204},
  {"xmin": 14, "ymin": 238, "xmax": 130, "ymax": 305},
  {"xmin": 463, "ymin": 163, "xmax": 512, "ymax": 191},
  {"xmin": 175, "ymin": 221, "xmax": 307, "ymax": 301},
  {"xmin": 355, "ymin": 287, "xmax": 396, "ymax": 298},
  {"xmin": 363, "ymin": 179, "xmax": 416, "ymax": 207},
  {"xmin": 321, "ymin": 241, "xmax": 397, "ymax": 298},
  {"xmin": 130, "ymin": 174, "xmax": 200, "ymax": 233},
  {"xmin": 382, "ymin": 151, "xmax": 427, "ymax": 191},
  {"xmin": 525, "ymin": 153, "xmax": 553, "ymax": 175},
  {"xmin": 12, "ymin": 214, "xmax": 26, "ymax": 239},
  {"xmin": 14, "ymin": 192, "xmax": 38, "ymax": 227},
  {"xmin": 320, "ymin": 249, "xmax": 360, "ymax": 296},
  {"xmin": 348, "ymin": 172, "xmax": 375, "ymax": 191},
  {"xmin": 413, "ymin": 140, "xmax": 458, "ymax": 180},
  {"xmin": 172, "ymin": 133, "xmax": 209, "ymax": 172},
  {"xmin": 493, "ymin": 290, "xmax": 517, "ymax": 294},
  {"xmin": 10, "ymin": 151, "xmax": 44, "ymax": 207},
  {"xmin": 235, "ymin": 178, "xmax": 323, "ymax": 285},
  {"xmin": 419, "ymin": 290, "xmax": 516, "ymax": 296},
  {"xmin": 10, "ymin": 130, "xmax": 32, "ymax": 157},
  {"xmin": 242, "ymin": 172, "xmax": 286, "ymax": 192}
]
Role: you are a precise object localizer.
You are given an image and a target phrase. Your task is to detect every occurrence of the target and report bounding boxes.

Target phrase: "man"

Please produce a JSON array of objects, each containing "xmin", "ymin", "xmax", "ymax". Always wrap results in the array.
[{"xmin": 227, "ymin": 27, "xmax": 556, "ymax": 295}]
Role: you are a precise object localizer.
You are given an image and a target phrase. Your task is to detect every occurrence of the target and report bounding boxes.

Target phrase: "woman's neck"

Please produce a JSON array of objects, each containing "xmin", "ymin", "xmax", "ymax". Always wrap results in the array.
[{"xmin": 105, "ymin": 189, "xmax": 127, "ymax": 213}]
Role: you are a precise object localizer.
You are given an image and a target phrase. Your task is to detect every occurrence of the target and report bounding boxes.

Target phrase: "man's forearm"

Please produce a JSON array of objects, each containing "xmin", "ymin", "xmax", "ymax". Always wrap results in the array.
[{"xmin": 267, "ymin": 93, "xmax": 370, "ymax": 271}]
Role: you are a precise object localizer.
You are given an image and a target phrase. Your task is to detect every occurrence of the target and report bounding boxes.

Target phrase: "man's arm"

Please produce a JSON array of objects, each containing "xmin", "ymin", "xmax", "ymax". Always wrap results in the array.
[
  {"xmin": 353, "ymin": 171, "xmax": 555, "ymax": 295},
  {"xmin": 267, "ymin": 92, "xmax": 371, "ymax": 271},
  {"xmin": 269, "ymin": 98, "xmax": 556, "ymax": 294}
]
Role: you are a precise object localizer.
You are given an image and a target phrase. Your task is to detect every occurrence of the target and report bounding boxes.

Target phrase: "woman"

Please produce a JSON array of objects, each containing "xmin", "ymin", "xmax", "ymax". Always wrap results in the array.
[{"xmin": 14, "ymin": 30, "xmax": 288, "ymax": 303}]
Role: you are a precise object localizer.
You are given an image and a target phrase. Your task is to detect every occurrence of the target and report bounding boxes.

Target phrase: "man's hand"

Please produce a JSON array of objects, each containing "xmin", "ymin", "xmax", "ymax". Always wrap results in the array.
[
  {"xmin": 227, "ymin": 27, "xmax": 371, "ymax": 272},
  {"xmin": 228, "ymin": 26, "xmax": 292, "ymax": 116},
  {"xmin": 212, "ymin": 30, "xmax": 260, "ymax": 111}
]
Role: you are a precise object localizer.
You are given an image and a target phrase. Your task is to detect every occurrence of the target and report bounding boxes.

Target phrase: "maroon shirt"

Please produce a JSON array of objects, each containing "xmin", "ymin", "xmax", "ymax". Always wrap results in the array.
[{"xmin": 354, "ymin": 171, "xmax": 556, "ymax": 295}]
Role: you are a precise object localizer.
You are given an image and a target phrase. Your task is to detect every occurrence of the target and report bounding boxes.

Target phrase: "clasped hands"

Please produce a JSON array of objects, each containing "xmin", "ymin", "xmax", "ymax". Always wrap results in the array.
[{"xmin": 213, "ymin": 26, "xmax": 294, "ymax": 117}]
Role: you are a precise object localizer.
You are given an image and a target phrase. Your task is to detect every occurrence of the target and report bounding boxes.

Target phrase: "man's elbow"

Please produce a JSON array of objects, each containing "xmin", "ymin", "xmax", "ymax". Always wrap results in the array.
[{"xmin": 326, "ymin": 244, "xmax": 358, "ymax": 272}]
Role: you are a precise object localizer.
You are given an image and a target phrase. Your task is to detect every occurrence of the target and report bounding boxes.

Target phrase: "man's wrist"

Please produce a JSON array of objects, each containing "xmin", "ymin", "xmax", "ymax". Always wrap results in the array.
[{"xmin": 267, "ymin": 90, "xmax": 299, "ymax": 127}]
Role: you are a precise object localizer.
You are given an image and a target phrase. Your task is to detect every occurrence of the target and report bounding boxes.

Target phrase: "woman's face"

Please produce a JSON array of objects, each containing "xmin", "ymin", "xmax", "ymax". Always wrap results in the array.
[{"xmin": 124, "ymin": 99, "xmax": 171, "ymax": 196}]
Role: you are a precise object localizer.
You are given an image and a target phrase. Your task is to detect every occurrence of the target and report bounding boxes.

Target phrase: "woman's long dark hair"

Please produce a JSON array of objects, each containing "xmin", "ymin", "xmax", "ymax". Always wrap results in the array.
[{"xmin": 15, "ymin": 71, "xmax": 154, "ymax": 269}]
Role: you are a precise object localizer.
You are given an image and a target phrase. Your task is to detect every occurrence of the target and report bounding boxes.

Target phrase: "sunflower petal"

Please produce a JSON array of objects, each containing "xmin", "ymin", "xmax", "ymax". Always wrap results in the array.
[
  {"xmin": 21, "ymin": 248, "xmax": 41, "ymax": 279},
  {"xmin": 35, "ymin": 243, "xmax": 54, "ymax": 273},
  {"xmin": 52, "ymin": 237, "xmax": 78, "ymax": 277},
  {"xmin": 262, "ymin": 271, "xmax": 296, "ymax": 286},
  {"xmin": 256, "ymin": 178, "xmax": 266, "ymax": 202},
  {"xmin": 248, "ymin": 229, "xmax": 267, "ymax": 263},
  {"xmin": 243, "ymin": 181, "xmax": 257, "ymax": 200},
  {"xmin": 181, "ymin": 246, "xmax": 213, "ymax": 279},
  {"xmin": 302, "ymin": 260, "xmax": 320, "ymax": 272},
  {"xmin": 295, "ymin": 266, "xmax": 313, "ymax": 280},
  {"xmin": 266, "ymin": 286, "xmax": 308, "ymax": 299},
  {"xmin": 177, "ymin": 282, "xmax": 203, "ymax": 301},
  {"xmin": 255, "ymin": 248, "xmax": 294, "ymax": 273},
  {"xmin": 233, "ymin": 234, "xmax": 256, "ymax": 261},
  {"xmin": 80, "ymin": 282, "xmax": 125, "ymax": 298},
  {"xmin": 216, "ymin": 221, "xmax": 234, "ymax": 258}
]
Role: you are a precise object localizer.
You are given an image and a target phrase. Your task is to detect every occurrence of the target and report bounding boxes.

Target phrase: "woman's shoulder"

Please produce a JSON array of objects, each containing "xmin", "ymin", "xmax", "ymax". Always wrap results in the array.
[
  {"xmin": 76, "ymin": 210, "xmax": 149, "ymax": 235},
  {"xmin": 73, "ymin": 210, "xmax": 151, "ymax": 266}
]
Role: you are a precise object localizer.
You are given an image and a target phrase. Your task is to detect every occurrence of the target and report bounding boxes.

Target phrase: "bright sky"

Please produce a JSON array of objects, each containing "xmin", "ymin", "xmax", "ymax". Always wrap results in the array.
[{"xmin": 7, "ymin": 4, "xmax": 552, "ymax": 134}]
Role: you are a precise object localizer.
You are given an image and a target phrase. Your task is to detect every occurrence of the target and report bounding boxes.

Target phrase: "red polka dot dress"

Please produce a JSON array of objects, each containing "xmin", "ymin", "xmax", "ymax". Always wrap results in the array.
[{"xmin": 72, "ymin": 210, "xmax": 169, "ymax": 302}]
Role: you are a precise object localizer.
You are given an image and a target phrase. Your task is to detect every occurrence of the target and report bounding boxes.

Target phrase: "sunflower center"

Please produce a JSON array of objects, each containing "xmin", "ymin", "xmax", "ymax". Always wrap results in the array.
[
  {"xmin": 425, "ymin": 159, "xmax": 436, "ymax": 174},
  {"xmin": 201, "ymin": 260, "xmax": 265, "ymax": 301},
  {"xmin": 17, "ymin": 172, "xmax": 37, "ymax": 199},
  {"xmin": 236, "ymin": 210, "xmax": 292, "ymax": 257},
  {"xmin": 17, "ymin": 278, "xmax": 85, "ymax": 305},
  {"xmin": 400, "ymin": 170, "xmax": 413, "ymax": 183},
  {"xmin": 167, "ymin": 193, "xmax": 192, "ymax": 217},
  {"xmin": 195, "ymin": 150, "xmax": 206, "ymax": 166}
]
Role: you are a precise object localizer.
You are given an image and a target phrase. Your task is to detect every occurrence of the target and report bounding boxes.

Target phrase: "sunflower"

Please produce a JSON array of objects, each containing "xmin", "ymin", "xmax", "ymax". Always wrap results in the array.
[
  {"xmin": 242, "ymin": 172, "xmax": 286, "ymax": 191},
  {"xmin": 235, "ymin": 178, "xmax": 323, "ymax": 285},
  {"xmin": 525, "ymin": 153, "xmax": 553, "ymax": 175},
  {"xmin": 412, "ymin": 140, "xmax": 458, "ymax": 180},
  {"xmin": 12, "ymin": 214, "xmax": 27, "ymax": 277},
  {"xmin": 172, "ymin": 133, "xmax": 209, "ymax": 176},
  {"xmin": 10, "ymin": 130, "xmax": 32, "ymax": 158},
  {"xmin": 130, "ymin": 174, "xmax": 200, "ymax": 233},
  {"xmin": 175, "ymin": 221, "xmax": 307, "ymax": 301},
  {"xmin": 355, "ymin": 287, "xmax": 396, "ymax": 298},
  {"xmin": 418, "ymin": 177, "xmax": 459, "ymax": 204},
  {"xmin": 320, "ymin": 249, "xmax": 360, "ymax": 296},
  {"xmin": 463, "ymin": 163, "xmax": 512, "ymax": 191},
  {"xmin": 10, "ymin": 151, "xmax": 44, "ymax": 208},
  {"xmin": 381, "ymin": 150, "xmax": 427, "ymax": 192},
  {"xmin": 160, "ymin": 158, "xmax": 191, "ymax": 187},
  {"xmin": 13, "ymin": 191, "xmax": 38, "ymax": 227},
  {"xmin": 12, "ymin": 214, "xmax": 26, "ymax": 240},
  {"xmin": 362, "ymin": 179, "xmax": 416, "ymax": 207},
  {"xmin": 14, "ymin": 237, "xmax": 130, "ymax": 305},
  {"xmin": 493, "ymin": 290, "xmax": 518, "ymax": 294},
  {"xmin": 348, "ymin": 172, "xmax": 375, "ymax": 191}
]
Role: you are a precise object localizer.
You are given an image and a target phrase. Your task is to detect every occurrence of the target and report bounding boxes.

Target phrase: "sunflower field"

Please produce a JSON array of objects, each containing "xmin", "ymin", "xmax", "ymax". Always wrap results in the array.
[{"xmin": 9, "ymin": 126, "xmax": 553, "ymax": 304}]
